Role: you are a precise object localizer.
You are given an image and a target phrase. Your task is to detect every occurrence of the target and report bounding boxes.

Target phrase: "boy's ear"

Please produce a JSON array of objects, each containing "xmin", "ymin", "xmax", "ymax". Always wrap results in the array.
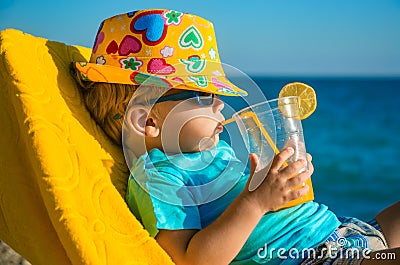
[
  {"xmin": 126, "ymin": 106, "xmax": 160, "ymax": 137},
  {"xmin": 144, "ymin": 117, "xmax": 160, "ymax": 137}
]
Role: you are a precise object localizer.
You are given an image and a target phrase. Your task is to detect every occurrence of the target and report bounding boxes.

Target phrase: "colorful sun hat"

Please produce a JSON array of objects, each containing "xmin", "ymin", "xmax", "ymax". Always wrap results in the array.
[{"xmin": 73, "ymin": 9, "xmax": 248, "ymax": 97}]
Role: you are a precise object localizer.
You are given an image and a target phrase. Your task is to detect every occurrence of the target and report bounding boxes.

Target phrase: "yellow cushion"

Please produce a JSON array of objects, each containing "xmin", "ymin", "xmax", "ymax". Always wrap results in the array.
[{"xmin": 0, "ymin": 29, "xmax": 174, "ymax": 265}]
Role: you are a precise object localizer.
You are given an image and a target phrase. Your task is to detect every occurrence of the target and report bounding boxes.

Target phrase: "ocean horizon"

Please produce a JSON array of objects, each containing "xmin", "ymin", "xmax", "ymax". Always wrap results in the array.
[{"xmin": 222, "ymin": 76, "xmax": 400, "ymax": 221}]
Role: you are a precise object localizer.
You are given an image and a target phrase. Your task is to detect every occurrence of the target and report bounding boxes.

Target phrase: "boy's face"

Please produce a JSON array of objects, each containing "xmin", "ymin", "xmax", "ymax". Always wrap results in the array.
[{"xmin": 149, "ymin": 89, "xmax": 225, "ymax": 153}]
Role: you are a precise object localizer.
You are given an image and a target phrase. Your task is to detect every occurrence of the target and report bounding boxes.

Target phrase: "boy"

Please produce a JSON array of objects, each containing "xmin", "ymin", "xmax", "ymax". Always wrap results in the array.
[{"xmin": 73, "ymin": 9, "xmax": 399, "ymax": 264}]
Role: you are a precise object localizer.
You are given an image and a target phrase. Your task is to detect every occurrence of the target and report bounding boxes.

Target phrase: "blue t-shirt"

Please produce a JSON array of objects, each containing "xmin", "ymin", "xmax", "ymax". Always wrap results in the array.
[{"xmin": 126, "ymin": 141, "xmax": 341, "ymax": 264}]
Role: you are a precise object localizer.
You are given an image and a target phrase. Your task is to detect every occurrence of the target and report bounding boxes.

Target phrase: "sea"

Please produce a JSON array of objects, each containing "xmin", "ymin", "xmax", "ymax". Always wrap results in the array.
[{"xmin": 221, "ymin": 77, "xmax": 400, "ymax": 221}]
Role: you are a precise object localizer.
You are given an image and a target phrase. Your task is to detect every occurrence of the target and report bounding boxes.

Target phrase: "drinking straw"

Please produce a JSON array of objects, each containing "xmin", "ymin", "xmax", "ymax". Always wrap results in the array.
[
  {"xmin": 226, "ymin": 111, "xmax": 309, "ymax": 209},
  {"xmin": 223, "ymin": 111, "xmax": 281, "ymax": 156},
  {"xmin": 221, "ymin": 117, "xmax": 235, "ymax": 125}
]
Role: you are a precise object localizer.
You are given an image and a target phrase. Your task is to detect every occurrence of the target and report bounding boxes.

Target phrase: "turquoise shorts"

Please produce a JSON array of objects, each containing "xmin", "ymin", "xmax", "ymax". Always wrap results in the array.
[{"xmin": 300, "ymin": 217, "xmax": 387, "ymax": 265}]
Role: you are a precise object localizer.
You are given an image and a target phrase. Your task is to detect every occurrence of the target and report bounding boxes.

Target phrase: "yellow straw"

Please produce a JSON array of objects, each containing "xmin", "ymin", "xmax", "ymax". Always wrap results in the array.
[
  {"xmin": 221, "ymin": 117, "xmax": 235, "ymax": 126},
  {"xmin": 223, "ymin": 111, "xmax": 281, "ymax": 155}
]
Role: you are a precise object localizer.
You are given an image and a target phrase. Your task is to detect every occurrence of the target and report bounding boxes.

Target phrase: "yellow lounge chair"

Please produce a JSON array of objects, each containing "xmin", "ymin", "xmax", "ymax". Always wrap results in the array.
[{"xmin": 0, "ymin": 28, "xmax": 174, "ymax": 265}]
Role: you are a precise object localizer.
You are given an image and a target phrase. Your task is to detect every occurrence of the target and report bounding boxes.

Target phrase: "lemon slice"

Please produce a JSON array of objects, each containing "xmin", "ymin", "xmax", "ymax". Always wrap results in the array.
[{"xmin": 279, "ymin": 82, "xmax": 317, "ymax": 120}]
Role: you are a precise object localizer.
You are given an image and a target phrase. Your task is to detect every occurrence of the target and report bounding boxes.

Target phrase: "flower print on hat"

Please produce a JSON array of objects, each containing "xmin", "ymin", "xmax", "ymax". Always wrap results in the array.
[
  {"xmin": 163, "ymin": 10, "xmax": 183, "ymax": 25},
  {"xmin": 73, "ymin": 9, "xmax": 248, "ymax": 97},
  {"xmin": 160, "ymin": 46, "xmax": 174, "ymax": 58},
  {"xmin": 120, "ymin": 57, "xmax": 143, "ymax": 71}
]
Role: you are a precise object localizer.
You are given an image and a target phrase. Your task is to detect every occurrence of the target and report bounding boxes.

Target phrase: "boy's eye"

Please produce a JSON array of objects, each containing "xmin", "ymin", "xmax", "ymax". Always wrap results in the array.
[
  {"xmin": 196, "ymin": 92, "xmax": 215, "ymax": 106},
  {"xmin": 198, "ymin": 92, "xmax": 212, "ymax": 97}
]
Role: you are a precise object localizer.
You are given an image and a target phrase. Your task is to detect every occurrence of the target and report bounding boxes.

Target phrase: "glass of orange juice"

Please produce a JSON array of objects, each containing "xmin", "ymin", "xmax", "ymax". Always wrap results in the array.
[{"xmin": 232, "ymin": 96, "xmax": 314, "ymax": 210}]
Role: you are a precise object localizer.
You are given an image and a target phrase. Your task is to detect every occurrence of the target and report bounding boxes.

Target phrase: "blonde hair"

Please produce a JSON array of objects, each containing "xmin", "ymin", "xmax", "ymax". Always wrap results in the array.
[
  {"xmin": 73, "ymin": 71, "xmax": 172, "ymax": 146},
  {"xmin": 73, "ymin": 71, "xmax": 137, "ymax": 145}
]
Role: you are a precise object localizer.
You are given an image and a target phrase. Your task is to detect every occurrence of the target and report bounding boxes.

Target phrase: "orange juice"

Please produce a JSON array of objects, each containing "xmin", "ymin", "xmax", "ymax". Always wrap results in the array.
[{"xmin": 225, "ymin": 109, "xmax": 315, "ymax": 210}]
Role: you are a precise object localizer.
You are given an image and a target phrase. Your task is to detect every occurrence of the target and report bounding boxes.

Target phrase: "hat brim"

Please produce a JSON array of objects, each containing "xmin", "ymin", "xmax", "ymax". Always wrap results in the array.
[{"xmin": 73, "ymin": 62, "xmax": 248, "ymax": 97}]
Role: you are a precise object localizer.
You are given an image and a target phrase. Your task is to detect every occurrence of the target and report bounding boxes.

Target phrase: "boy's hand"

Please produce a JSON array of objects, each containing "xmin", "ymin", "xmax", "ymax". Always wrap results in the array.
[{"xmin": 244, "ymin": 147, "xmax": 311, "ymax": 214}]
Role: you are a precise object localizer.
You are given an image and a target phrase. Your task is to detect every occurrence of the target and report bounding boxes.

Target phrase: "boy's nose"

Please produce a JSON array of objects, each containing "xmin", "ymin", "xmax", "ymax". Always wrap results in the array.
[{"xmin": 212, "ymin": 96, "xmax": 224, "ymax": 113}]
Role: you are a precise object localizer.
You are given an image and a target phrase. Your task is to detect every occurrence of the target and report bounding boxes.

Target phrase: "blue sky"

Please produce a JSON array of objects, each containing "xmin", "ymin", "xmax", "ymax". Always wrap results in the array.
[{"xmin": 1, "ymin": 0, "xmax": 399, "ymax": 76}]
